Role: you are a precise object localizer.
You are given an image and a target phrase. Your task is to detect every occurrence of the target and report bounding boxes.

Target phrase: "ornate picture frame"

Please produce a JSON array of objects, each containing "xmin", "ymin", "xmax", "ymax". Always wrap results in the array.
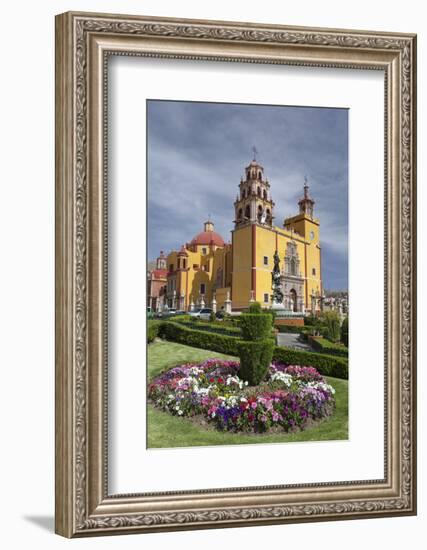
[{"xmin": 55, "ymin": 11, "xmax": 417, "ymax": 537}]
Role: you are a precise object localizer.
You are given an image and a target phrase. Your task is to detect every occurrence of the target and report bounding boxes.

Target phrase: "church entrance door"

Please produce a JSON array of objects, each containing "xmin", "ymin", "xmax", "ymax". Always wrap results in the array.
[{"xmin": 290, "ymin": 289, "xmax": 297, "ymax": 312}]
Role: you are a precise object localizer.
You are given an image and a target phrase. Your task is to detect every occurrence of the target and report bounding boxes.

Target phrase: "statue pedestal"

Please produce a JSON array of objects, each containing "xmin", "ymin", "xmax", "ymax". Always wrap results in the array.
[
  {"xmin": 271, "ymin": 301, "xmax": 292, "ymax": 318},
  {"xmin": 271, "ymin": 301, "xmax": 304, "ymax": 326}
]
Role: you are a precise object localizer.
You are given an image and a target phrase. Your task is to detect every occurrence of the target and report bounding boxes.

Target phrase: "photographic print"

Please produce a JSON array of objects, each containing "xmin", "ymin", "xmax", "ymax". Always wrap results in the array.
[
  {"xmin": 56, "ymin": 12, "xmax": 416, "ymax": 536},
  {"xmin": 147, "ymin": 100, "xmax": 349, "ymax": 449}
]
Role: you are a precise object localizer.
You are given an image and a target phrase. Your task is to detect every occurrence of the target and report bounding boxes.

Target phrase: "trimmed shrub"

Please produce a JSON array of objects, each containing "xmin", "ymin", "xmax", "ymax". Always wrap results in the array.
[
  {"xmin": 147, "ymin": 320, "xmax": 161, "ymax": 343},
  {"xmin": 237, "ymin": 308, "xmax": 273, "ymax": 385},
  {"xmin": 341, "ymin": 316, "xmax": 349, "ymax": 347},
  {"xmin": 309, "ymin": 336, "xmax": 348, "ymax": 357},
  {"xmin": 273, "ymin": 346, "xmax": 348, "ymax": 380},
  {"xmin": 265, "ymin": 307, "xmax": 277, "ymax": 324},
  {"xmin": 237, "ymin": 340, "xmax": 275, "ymax": 385},
  {"xmin": 239, "ymin": 314, "xmax": 273, "ymax": 341},
  {"xmin": 248, "ymin": 301, "xmax": 263, "ymax": 314},
  {"xmin": 170, "ymin": 318, "xmax": 242, "ymax": 338},
  {"xmin": 276, "ymin": 324, "xmax": 306, "ymax": 334},
  {"xmin": 159, "ymin": 321, "xmax": 240, "ymax": 356}
]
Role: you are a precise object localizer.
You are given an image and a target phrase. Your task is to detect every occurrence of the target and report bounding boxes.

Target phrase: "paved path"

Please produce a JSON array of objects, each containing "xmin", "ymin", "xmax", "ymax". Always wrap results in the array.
[{"xmin": 276, "ymin": 333, "xmax": 312, "ymax": 351}]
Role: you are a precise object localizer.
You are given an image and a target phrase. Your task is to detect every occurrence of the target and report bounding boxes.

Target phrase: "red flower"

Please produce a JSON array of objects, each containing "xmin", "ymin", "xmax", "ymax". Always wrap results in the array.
[
  {"xmin": 218, "ymin": 377, "xmax": 224, "ymax": 384},
  {"xmin": 209, "ymin": 377, "xmax": 215, "ymax": 383}
]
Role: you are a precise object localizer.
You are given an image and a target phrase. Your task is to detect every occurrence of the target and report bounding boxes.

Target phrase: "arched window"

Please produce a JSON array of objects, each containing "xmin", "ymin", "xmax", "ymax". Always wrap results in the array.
[
  {"xmin": 238, "ymin": 208, "xmax": 243, "ymax": 220},
  {"xmin": 245, "ymin": 205, "xmax": 250, "ymax": 219},
  {"xmin": 290, "ymin": 258, "xmax": 296, "ymax": 275},
  {"xmin": 263, "ymin": 189, "xmax": 268, "ymax": 200},
  {"xmin": 258, "ymin": 171, "xmax": 262, "ymax": 180},
  {"xmin": 266, "ymin": 208, "xmax": 271, "ymax": 222},
  {"xmin": 257, "ymin": 187, "xmax": 261, "ymax": 197},
  {"xmin": 257, "ymin": 204, "xmax": 263, "ymax": 222},
  {"xmin": 290, "ymin": 289, "xmax": 297, "ymax": 312}
]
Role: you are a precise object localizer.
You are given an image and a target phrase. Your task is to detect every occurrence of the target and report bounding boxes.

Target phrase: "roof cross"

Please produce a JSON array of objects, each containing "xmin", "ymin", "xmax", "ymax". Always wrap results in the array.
[{"xmin": 252, "ymin": 146, "xmax": 258, "ymax": 161}]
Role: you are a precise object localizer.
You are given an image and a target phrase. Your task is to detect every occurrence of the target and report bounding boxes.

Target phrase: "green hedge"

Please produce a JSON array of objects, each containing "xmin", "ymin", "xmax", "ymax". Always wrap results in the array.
[
  {"xmin": 147, "ymin": 320, "xmax": 161, "ymax": 343},
  {"xmin": 159, "ymin": 321, "xmax": 241, "ymax": 355},
  {"xmin": 172, "ymin": 319, "xmax": 242, "ymax": 338},
  {"xmin": 309, "ymin": 336, "xmax": 348, "ymax": 357},
  {"xmin": 239, "ymin": 314, "xmax": 273, "ymax": 340},
  {"xmin": 272, "ymin": 347, "xmax": 348, "ymax": 379},
  {"xmin": 159, "ymin": 321, "xmax": 348, "ymax": 380}
]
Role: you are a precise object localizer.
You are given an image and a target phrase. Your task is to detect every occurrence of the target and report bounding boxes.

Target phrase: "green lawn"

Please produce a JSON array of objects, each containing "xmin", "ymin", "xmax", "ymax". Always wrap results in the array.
[{"xmin": 147, "ymin": 341, "xmax": 348, "ymax": 448}]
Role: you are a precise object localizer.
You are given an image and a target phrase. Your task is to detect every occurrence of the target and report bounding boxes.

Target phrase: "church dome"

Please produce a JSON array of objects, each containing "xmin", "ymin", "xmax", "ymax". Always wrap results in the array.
[{"xmin": 190, "ymin": 220, "xmax": 225, "ymax": 247}]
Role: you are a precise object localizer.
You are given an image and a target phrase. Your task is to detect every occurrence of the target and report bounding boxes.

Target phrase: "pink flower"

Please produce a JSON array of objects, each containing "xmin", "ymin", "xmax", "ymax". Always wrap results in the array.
[{"xmin": 272, "ymin": 410, "xmax": 282, "ymax": 422}]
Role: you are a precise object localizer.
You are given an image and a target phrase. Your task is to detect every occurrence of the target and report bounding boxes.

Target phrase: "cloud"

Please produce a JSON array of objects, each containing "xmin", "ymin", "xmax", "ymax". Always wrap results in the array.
[{"xmin": 147, "ymin": 100, "xmax": 348, "ymax": 289}]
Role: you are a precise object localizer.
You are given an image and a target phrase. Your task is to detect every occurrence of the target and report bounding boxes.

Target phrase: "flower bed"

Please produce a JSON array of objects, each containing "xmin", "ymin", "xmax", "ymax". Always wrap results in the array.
[{"xmin": 148, "ymin": 359, "xmax": 336, "ymax": 433}]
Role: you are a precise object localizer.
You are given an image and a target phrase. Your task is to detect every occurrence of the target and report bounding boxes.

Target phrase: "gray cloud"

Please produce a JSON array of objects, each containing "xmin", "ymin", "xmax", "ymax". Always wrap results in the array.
[{"xmin": 147, "ymin": 100, "xmax": 348, "ymax": 290}]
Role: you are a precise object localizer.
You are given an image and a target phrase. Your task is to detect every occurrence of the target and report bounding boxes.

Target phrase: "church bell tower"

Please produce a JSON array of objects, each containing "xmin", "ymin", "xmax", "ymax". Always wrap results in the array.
[
  {"xmin": 234, "ymin": 151, "xmax": 275, "ymax": 228},
  {"xmin": 298, "ymin": 176, "xmax": 315, "ymax": 217}
]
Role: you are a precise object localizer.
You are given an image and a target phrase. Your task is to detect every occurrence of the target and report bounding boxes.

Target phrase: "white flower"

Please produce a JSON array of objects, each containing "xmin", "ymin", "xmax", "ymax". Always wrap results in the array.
[
  {"xmin": 178, "ymin": 410, "xmax": 183, "ymax": 416},
  {"xmin": 304, "ymin": 381, "xmax": 335, "ymax": 395},
  {"xmin": 270, "ymin": 371, "xmax": 293, "ymax": 387}
]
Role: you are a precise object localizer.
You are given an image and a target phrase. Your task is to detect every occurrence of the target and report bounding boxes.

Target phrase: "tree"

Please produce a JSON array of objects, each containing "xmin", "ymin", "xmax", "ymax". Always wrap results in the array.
[
  {"xmin": 322, "ymin": 310, "xmax": 341, "ymax": 342},
  {"xmin": 340, "ymin": 316, "xmax": 349, "ymax": 347}
]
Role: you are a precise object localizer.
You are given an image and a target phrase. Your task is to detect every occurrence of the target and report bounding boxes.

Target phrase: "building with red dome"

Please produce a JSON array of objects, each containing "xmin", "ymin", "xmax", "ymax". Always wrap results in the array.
[
  {"xmin": 153, "ymin": 157, "xmax": 322, "ymax": 314},
  {"xmin": 189, "ymin": 221, "xmax": 225, "ymax": 248},
  {"xmin": 163, "ymin": 220, "xmax": 232, "ymax": 312}
]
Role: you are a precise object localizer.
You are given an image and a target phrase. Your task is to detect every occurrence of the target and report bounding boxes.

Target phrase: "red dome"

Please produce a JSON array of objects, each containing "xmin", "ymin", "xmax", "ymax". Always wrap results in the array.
[
  {"xmin": 190, "ymin": 230, "xmax": 225, "ymax": 247},
  {"xmin": 151, "ymin": 269, "xmax": 167, "ymax": 279}
]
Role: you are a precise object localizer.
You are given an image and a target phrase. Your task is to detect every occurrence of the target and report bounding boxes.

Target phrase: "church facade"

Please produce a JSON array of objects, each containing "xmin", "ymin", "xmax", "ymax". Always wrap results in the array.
[{"xmin": 148, "ymin": 158, "xmax": 323, "ymax": 314}]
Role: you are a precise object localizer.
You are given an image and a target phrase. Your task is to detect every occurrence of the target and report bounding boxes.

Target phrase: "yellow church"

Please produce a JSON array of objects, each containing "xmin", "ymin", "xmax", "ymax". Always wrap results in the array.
[{"xmin": 160, "ymin": 157, "xmax": 322, "ymax": 314}]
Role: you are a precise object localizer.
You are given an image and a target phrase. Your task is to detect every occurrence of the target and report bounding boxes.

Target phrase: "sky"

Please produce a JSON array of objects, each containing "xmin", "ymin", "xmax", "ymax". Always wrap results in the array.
[{"xmin": 147, "ymin": 100, "xmax": 348, "ymax": 291}]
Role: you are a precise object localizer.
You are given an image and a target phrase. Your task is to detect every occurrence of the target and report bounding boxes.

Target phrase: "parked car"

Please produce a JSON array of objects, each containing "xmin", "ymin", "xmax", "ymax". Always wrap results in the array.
[
  {"xmin": 189, "ymin": 308, "xmax": 213, "ymax": 321},
  {"xmin": 154, "ymin": 309, "xmax": 187, "ymax": 319}
]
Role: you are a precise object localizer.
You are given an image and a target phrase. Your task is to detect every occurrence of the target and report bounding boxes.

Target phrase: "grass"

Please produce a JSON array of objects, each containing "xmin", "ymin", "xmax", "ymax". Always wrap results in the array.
[{"xmin": 147, "ymin": 340, "xmax": 348, "ymax": 449}]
